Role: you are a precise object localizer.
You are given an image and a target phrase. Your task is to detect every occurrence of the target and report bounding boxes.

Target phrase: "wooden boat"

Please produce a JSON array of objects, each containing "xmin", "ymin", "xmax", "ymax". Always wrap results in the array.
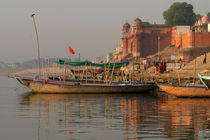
[
  {"xmin": 156, "ymin": 82, "xmax": 210, "ymax": 97},
  {"xmin": 198, "ymin": 73, "xmax": 210, "ymax": 89},
  {"xmin": 16, "ymin": 76, "xmax": 156, "ymax": 93}
]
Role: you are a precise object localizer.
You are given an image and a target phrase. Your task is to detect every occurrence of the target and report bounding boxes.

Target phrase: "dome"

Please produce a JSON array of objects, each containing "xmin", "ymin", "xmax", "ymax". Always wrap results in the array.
[
  {"xmin": 123, "ymin": 22, "xmax": 131, "ymax": 30},
  {"xmin": 133, "ymin": 18, "xmax": 142, "ymax": 26},
  {"xmin": 201, "ymin": 15, "xmax": 210, "ymax": 24}
]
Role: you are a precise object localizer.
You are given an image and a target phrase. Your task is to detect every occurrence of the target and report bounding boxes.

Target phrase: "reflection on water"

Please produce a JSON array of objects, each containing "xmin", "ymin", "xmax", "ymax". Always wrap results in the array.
[
  {"xmin": 2, "ymin": 75, "xmax": 210, "ymax": 139},
  {"xmin": 160, "ymin": 98, "xmax": 210, "ymax": 139},
  {"xmin": 19, "ymin": 92, "xmax": 161, "ymax": 140},
  {"xmin": 16, "ymin": 91, "xmax": 210, "ymax": 140}
]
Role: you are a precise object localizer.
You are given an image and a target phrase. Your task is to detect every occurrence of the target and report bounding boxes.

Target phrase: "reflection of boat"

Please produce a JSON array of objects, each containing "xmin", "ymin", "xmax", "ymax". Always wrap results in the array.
[
  {"xmin": 198, "ymin": 73, "xmax": 210, "ymax": 89},
  {"xmin": 156, "ymin": 82, "xmax": 210, "ymax": 97},
  {"xmin": 159, "ymin": 98, "xmax": 210, "ymax": 139},
  {"xmin": 16, "ymin": 76, "xmax": 156, "ymax": 93}
]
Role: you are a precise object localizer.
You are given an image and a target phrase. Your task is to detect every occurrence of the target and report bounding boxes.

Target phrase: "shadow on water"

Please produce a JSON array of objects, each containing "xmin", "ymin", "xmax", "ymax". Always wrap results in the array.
[{"xmin": 16, "ymin": 90, "xmax": 210, "ymax": 139}]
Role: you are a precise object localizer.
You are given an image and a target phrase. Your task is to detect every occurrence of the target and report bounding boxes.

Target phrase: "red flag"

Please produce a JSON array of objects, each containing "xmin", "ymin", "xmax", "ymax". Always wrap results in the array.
[{"xmin": 69, "ymin": 46, "xmax": 75, "ymax": 54}]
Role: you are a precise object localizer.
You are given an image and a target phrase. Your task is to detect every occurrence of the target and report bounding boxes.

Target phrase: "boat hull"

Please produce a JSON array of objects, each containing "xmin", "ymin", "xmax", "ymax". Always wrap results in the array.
[
  {"xmin": 156, "ymin": 82, "xmax": 210, "ymax": 97},
  {"xmin": 198, "ymin": 73, "xmax": 210, "ymax": 89},
  {"xmin": 16, "ymin": 77, "xmax": 156, "ymax": 93}
]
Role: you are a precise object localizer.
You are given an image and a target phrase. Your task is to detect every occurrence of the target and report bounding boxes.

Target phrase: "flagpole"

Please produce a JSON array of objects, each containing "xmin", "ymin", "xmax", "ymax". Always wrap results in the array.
[{"xmin": 31, "ymin": 14, "xmax": 41, "ymax": 77}]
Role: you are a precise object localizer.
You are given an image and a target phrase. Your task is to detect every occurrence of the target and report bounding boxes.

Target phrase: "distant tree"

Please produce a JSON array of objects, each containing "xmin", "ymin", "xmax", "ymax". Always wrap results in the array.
[
  {"xmin": 203, "ymin": 24, "xmax": 208, "ymax": 31},
  {"xmin": 163, "ymin": 2, "xmax": 196, "ymax": 26},
  {"xmin": 207, "ymin": 12, "xmax": 210, "ymax": 18},
  {"xmin": 142, "ymin": 21, "xmax": 150, "ymax": 25},
  {"xmin": 196, "ymin": 14, "xmax": 202, "ymax": 21}
]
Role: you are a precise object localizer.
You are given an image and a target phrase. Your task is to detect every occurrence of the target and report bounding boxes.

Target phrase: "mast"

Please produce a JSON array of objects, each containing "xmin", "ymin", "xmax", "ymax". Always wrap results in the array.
[{"xmin": 31, "ymin": 14, "xmax": 41, "ymax": 77}]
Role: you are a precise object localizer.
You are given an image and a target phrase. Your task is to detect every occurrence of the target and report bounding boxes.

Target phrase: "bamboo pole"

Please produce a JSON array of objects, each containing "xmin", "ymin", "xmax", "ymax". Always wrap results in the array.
[
  {"xmin": 68, "ymin": 65, "xmax": 71, "ymax": 80},
  {"xmin": 106, "ymin": 63, "xmax": 110, "ymax": 84},
  {"xmin": 176, "ymin": 69, "xmax": 181, "ymax": 85},
  {"xmin": 42, "ymin": 63, "xmax": 44, "ymax": 78},
  {"xmin": 81, "ymin": 64, "xmax": 86, "ymax": 81},
  {"xmin": 58, "ymin": 63, "xmax": 61, "ymax": 81},
  {"xmin": 31, "ymin": 14, "xmax": 41, "ymax": 77},
  {"xmin": 103, "ymin": 64, "xmax": 106, "ymax": 83},
  {"xmin": 122, "ymin": 70, "xmax": 125, "ymax": 82},
  {"xmin": 64, "ymin": 62, "xmax": 66, "ymax": 82},
  {"xmin": 116, "ymin": 69, "xmax": 120, "ymax": 81},
  {"xmin": 52, "ymin": 63, "xmax": 55, "ymax": 80},
  {"xmin": 85, "ymin": 65, "xmax": 88, "ymax": 84},
  {"xmin": 93, "ymin": 71, "xmax": 96, "ymax": 83},
  {"xmin": 79, "ymin": 66, "xmax": 81, "ymax": 81},
  {"xmin": 176, "ymin": 61, "xmax": 181, "ymax": 85},
  {"xmin": 73, "ymin": 69, "xmax": 76, "ymax": 80},
  {"xmin": 193, "ymin": 58, "xmax": 197, "ymax": 85},
  {"xmin": 90, "ymin": 64, "xmax": 94, "ymax": 82},
  {"xmin": 125, "ymin": 68, "xmax": 128, "ymax": 82},
  {"xmin": 47, "ymin": 59, "xmax": 50, "ymax": 78},
  {"xmin": 129, "ymin": 70, "xmax": 131, "ymax": 83},
  {"xmin": 45, "ymin": 59, "xmax": 49, "ymax": 78},
  {"xmin": 109, "ymin": 64, "xmax": 115, "ymax": 85}
]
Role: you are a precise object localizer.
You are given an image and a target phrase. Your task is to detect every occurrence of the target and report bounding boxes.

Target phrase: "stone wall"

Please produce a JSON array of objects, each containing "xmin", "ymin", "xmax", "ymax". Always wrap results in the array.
[{"xmin": 174, "ymin": 32, "xmax": 210, "ymax": 48}]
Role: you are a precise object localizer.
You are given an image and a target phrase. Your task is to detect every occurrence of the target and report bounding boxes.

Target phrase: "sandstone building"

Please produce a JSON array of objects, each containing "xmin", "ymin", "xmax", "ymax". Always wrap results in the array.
[{"xmin": 119, "ymin": 17, "xmax": 210, "ymax": 62}]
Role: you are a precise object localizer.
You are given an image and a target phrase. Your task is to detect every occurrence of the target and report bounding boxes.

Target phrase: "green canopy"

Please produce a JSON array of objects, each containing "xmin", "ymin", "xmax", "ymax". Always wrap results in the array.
[{"xmin": 57, "ymin": 59, "xmax": 129, "ymax": 69}]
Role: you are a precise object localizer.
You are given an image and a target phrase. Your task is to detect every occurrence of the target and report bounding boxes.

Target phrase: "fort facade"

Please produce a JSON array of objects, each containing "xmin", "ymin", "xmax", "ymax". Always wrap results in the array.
[{"xmin": 119, "ymin": 17, "xmax": 210, "ymax": 62}]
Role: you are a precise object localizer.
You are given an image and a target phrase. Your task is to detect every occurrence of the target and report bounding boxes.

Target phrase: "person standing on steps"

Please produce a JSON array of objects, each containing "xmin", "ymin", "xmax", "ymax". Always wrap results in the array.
[{"xmin": 203, "ymin": 52, "xmax": 207, "ymax": 64}]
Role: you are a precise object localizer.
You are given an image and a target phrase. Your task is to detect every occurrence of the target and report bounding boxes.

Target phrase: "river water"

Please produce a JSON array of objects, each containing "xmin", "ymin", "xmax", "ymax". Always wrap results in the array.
[{"xmin": 1, "ymin": 76, "xmax": 210, "ymax": 140}]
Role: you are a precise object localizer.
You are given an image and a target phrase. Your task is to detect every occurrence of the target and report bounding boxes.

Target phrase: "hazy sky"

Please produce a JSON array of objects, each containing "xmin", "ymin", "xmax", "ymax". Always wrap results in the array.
[{"xmin": 0, "ymin": 0, "xmax": 210, "ymax": 62}]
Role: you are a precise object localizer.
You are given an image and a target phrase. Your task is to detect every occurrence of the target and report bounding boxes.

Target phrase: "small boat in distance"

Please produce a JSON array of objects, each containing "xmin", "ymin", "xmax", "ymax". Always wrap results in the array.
[{"xmin": 156, "ymin": 82, "xmax": 210, "ymax": 97}]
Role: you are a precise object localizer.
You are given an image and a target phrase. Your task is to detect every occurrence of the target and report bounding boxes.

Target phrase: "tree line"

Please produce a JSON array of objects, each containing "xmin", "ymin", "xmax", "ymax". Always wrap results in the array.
[{"xmin": 163, "ymin": 2, "xmax": 210, "ymax": 26}]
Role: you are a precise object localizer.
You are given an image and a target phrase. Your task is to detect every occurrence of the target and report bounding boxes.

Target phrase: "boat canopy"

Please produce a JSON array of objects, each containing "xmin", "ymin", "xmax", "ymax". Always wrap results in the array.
[{"xmin": 57, "ymin": 59, "xmax": 129, "ymax": 69}]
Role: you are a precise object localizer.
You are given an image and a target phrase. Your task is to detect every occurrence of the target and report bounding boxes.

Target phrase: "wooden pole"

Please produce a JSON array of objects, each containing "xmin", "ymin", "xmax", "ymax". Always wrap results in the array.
[
  {"xmin": 117, "ymin": 69, "xmax": 120, "ymax": 81},
  {"xmin": 109, "ymin": 64, "xmax": 115, "ymax": 85},
  {"xmin": 52, "ymin": 63, "xmax": 55, "ymax": 80},
  {"xmin": 47, "ymin": 59, "xmax": 50, "ymax": 78},
  {"xmin": 106, "ymin": 63, "xmax": 110, "ymax": 84},
  {"xmin": 104, "ymin": 64, "xmax": 106, "ymax": 83},
  {"xmin": 64, "ymin": 62, "xmax": 66, "ymax": 82},
  {"xmin": 31, "ymin": 14, "xmax": 41, "ymax": 77},
  {"xmin": 68, "ymin": 65, "xmax": 71, "ymax": 80},
  {"xmin": 73, "ymin": 69, "xmax": 76, "ymax": 80},
  {"xmin": 193, "ymin": 58, "xmax": 197, "ymax": 85},
  {"xmin": 85, "ymin": 65, "xmax": 88, "ymax": 83},
  {"xmin": 81, "ymin": 64, "xmax": 86, "ymax": 81},
  {"xmin": 176, "ymin": 68, "xmax": 181, "ymax": 85},
  {"xmin": 129, "ymin": 70, "xmax": 131, "ymax": 83},
  {"xmin": 58, "ymin": 63, "xmax": 61, "ymax": 81},
  {"xmin": 46, "ymin": 59, "xmax": 48, "ymax": 78},
  {"xmin": 41, "ymin": 63, "xmax": 44, "ymax": 77}
]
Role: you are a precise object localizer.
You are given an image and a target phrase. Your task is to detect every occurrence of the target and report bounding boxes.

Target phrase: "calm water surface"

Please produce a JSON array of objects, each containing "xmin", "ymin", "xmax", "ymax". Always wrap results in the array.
[{"xmin": 1, "ymin": 76, "xmax": 210, "ymax": 140}]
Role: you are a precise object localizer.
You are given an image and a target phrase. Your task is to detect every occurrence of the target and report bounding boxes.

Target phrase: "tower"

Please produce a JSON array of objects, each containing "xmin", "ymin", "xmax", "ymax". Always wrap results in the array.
[
  {"xmin": 122, "ymin": 22, "xmax": 130, "ymax": 57},
  {"xmin": 132, "ymin": 18, "xmax": 142, "ymax": 57}
]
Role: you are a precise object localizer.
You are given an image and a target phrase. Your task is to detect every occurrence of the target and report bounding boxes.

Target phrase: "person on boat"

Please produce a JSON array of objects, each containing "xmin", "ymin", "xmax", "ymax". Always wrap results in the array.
[
  {"xmin": 153, "ymin": 61, "xmax": 159, "ymax": 74},
  {"xmin": 137, "ymin": 64, "xmax": 141, "ymax": 73},
  {"xmin": 162, "ymin": 60, "xmax": 166, "ymax": 73}
]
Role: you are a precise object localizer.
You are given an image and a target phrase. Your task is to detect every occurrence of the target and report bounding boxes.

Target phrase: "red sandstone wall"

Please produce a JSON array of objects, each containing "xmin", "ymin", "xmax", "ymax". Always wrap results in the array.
[
  {"xmin": 177, "ymin": 32, "xmax": 210, "ymax": 48},
  {"xmin": 122, "ymin": 37, "xmax": 129, "ymax": 57},
  {"xmin": 141, "ymin": 26, "xmax": 171, "ymax": 57},
  {"xmin": 194, "ymin": 32, "xmax": 210, "ymax": 47},
  {"xmin": 121, "ymin": 23, "xmax": 210, "ymax": 61},
  {"xmin": 141, "ymin": 34, "xmax": 157, "ymax": 57},
  {"xmin": 181, "ymin": 33, "xmax": 192, "ymax": 48},
  {"xmin": 171, "ymin": 27, "xmax": 177, "ymax": 45}
]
